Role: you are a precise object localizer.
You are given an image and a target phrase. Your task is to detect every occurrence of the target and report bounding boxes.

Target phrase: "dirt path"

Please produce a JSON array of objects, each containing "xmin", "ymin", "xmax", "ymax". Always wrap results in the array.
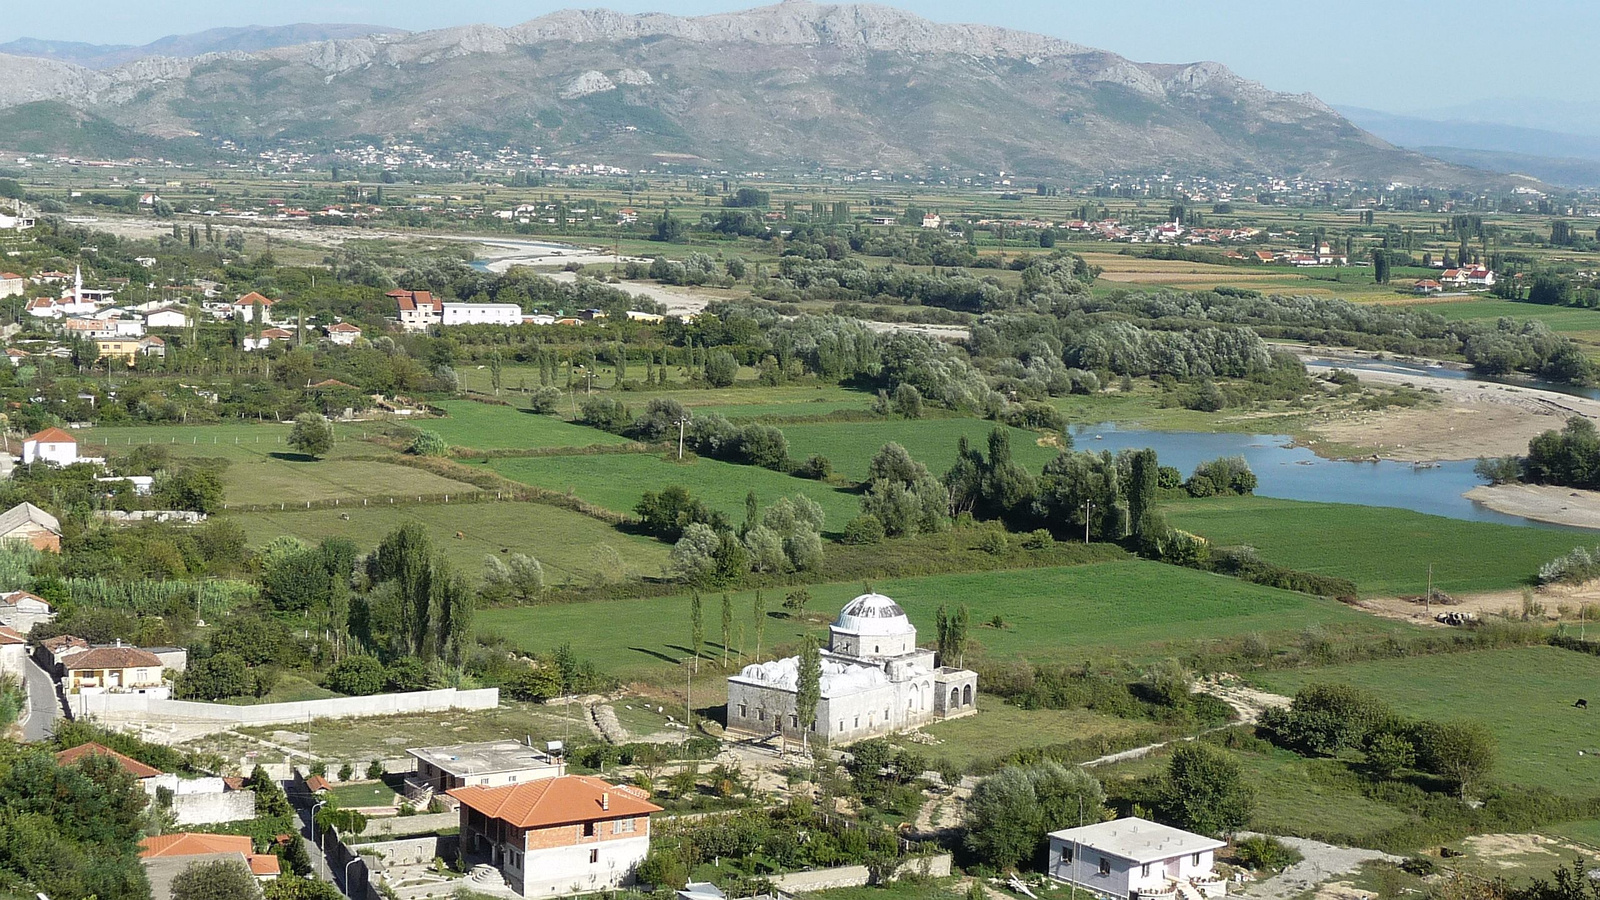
[
  {"xmin": 1082, "ymin": 678, "xmax": 1291, "ymax": 767},
  {"xmin": 1234, "ymin": 835, "xmax": 1402, "ymax": 900}
]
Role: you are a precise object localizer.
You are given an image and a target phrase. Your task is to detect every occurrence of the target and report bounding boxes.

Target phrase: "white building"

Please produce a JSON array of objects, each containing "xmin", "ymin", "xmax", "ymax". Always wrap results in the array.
[
  {"xmin": 0, "ymin": 272, "xmax": 23, "ymax": 298},
  {"xmin": 391, "ymin": 289, "xmax": 443, "ymax": 331},
  {"xmin": 145, "ymin": 307, "xmax": 191, "ymax": 329},
  {"xmin": 451, "ymin": 775, "xmax": 661, "ymax": 898},
  {"xmin": 324, "ymin": 322, "xmax": 362, "ymax": 346},
  {"xmin": 405, "ymin": 739, "xmax": 565, "ymax": 808},
  {"xmin": 726, "ymin": 593, "xmax": 977, "ymax": 745},
  {"xmin": 1048, "ymin": 817, "xmax": 1227, "ymax": 900},
  {"xmin": 0, "ymin": 626, "xmax": 24, "ymax": 679},
  {"xmin": 23, "ymin": 427, "xmax": 78, "ymax": 466},
  {"xmin": 0, "ymin": 589, "xmax": 53, "ymax": 634},
  {"xmin": 443, "ymin": 302, "xmax": 523, "ymax": 327}
]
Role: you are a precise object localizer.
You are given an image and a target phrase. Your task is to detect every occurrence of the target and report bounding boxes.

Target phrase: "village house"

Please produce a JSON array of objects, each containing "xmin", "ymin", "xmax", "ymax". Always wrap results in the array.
[
  {"xmin": 726, "ymin": 593, "xmax": 977, "ymax": 745},
  {"xmin": 233, "ymin": 292, "xmax": 276, "ymax": 324},
  {"xmin": 324, "ymin": 321, "xmax": 363, "ymax": 345},
  {"xmin": 1047, "ymin": 817, "xmax": 1227, "ymax": 900},
  {"xmin": 0, "ymin": 501, "xmax": 63, "ymax": 551},
  {"xmin": 243, "ymin": 327, "xmax": 295, "ymax": 351},
  {"xmin": 21, "ymin": 427, "xmax": 78, "ymax": 466},
  {"xmin": 0, "ymin": 626, "xmax": 23, "ymax": 679},
  {"xmin": 450, "ymin": 774, "xmax": 661, "ymax": 898},
  {"xmin": 97, "ymin": 336, "xmax": 165, "ymax": 364},
  {"xmin": 392, "ymin": 289, "xmax": 444, "ymax": 331},
  {"xmin": 1413, "ymin": 279, "xmax": 1444, "ymax": 295},
  {"xmin": 62, "ymin": 642, "xmax": 168, "ymax": 696},
  {"xmin": 140, "ymin": 833, "xmax": 280, "ymax": 900},
  {"xmin": 406, "ymin": 739, "xmax": 566, "ymax": 808},
  {"xmin": 0, "ymin": 272, "xmax": 23, "ymax": 298},
  {"xmin": 921, "ymin": 213, "xmax": 943, "ymax": 229},
  {"xmin": 0, "ymin": 588, "xmax": 53, "ymax": 633},
  {"xmin": 37, "ymin": 633, "xmax": 89, "ymax": 672},
  {"xmin": 144, "ymin": 306, "xmax": 191, "ymax": 329},
  {"xmin": 4, "ymin": 349, "xmax": 27, "ymax": 366},
  {"xmin": 442, "ymin": 302, "xmax": 523, "ymax": 327}
]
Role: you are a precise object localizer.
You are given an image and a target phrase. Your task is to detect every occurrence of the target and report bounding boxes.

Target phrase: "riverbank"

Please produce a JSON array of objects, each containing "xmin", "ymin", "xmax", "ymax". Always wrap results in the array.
[
  {"xmin": 1466, "ymin": 483, "xmax": 1600, "ymax": 530},
  {"xmin": 1297, "ymin": 349, "xmax": 1600, "ymax": 462}
]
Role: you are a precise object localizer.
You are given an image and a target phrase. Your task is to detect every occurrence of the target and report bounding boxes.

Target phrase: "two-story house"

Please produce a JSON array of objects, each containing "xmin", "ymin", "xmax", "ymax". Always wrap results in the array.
[{"xmin": 450, "ymin": 775, "xmax": 660, "ymax": 898}]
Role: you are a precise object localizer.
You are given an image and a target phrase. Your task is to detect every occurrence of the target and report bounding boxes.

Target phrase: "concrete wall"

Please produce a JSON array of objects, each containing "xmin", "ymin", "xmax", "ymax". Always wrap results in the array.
[
  {"xmin": 171, "ymin": 790, "xmax": 256, "ymax": 825},
  {"xmin": 359, "ymin": 835, "xmax": 457, "ymax": 868},
  {"xmin": 358, "ymin": 811, "xmax": 459, "ymax": 840},
  {"xmin": 770, "ymin": 855, "xmax": 952, "ymax": 892},
  {"xmin": 70, "ymin": 687, "xmax": 499, "ymax": 726}
]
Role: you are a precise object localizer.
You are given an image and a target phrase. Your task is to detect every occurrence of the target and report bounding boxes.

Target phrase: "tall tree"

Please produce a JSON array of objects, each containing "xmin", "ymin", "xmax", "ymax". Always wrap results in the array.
[
  {"xmin": 796, "ymin": 637, "xmax": 822, "ymax": 752},
  {"xmin": 433, "ymin": 563, "xmax": 474, "ymax": 667},
  {"xmin": 720, "ymin": 593, "xmax": 733, "ymax": 666},
  {"xmin": 1371, "ymin": 248, "xmax": 1391, "ymax": 284},
  {"xmin": 752, "ymin": 590, "xmax": 767, "ymax": 660},
  {"xmin": 1129, "ymin": 448, "xmax": 1159, "ymax": 540},
  {"xmin": 371, "ymin": 523, "xmax": 434, "ymax": 659}
]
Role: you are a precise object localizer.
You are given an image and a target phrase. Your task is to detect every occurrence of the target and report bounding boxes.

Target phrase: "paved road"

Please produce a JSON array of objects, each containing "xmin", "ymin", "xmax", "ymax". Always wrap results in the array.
[{"xmin": 21, "ymin": 657, "xmax": 61, "ymax": 742}]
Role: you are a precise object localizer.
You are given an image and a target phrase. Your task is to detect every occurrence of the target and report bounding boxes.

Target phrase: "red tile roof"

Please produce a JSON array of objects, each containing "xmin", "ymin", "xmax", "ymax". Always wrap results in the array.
[
  {"xmin": 56, "ymin": 742, "xmax": 164, "ymax": 779},
  {"xmin": 326, "ymin": 322, "xmax": 361, "ymax": 332},
  {"xmin": 449, "ymin": 775, "xmax": 660, "ymax": 829},
  {"xmin": 304, "ymin": 775, "xmax": 331, "ymax": 793},
  {"xmin": 63, "ymin": 646, "xmax": 163, "ymax": 670},
  {"xmin": 139, "ymin": 833, "xmax": 281, "ymax": 876},
  {"xmin": 0, "ymin": 625, "xmax": 23, "ymax": 645},
  {"xmin": 41, "ymin": 634, "xmax": 88, "ymax": 652},
  {"xmin": 25, "ymin": 427, "xmax": 77, "ymax": 444},
  {"xmin": 234, "ymin": 292, "xmax": 275, "ymax": 307}
]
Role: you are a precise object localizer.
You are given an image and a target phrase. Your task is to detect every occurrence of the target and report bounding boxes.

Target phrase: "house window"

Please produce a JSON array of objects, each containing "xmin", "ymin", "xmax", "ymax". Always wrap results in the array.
[
  {"xmin": 1062, "ymin": 847, "xmax": 1073, "ymax": 865},
  {"xmin": 1192, "ymin": 853, "xmax": 1202, "ymax": 866},
  {"xmin": 1142, "ymin": 864, "xmax": 1151, "ymax": 878},
  {"xmin": 791, "ymin": 715, "xmax": 799, "ymax": 728},
  {"xmin": 583, "ymin": 823, "xmax": 595, "ymax": 837},
  {"xmin": 1100, "ymin": 857, "xmax": 1111, "ymax": 876},
  {"xmin": 757, "ymin": 709, "xmax": 766, "ymax": 721},
  {"xmin": 739, "ymin": 704, "xmax": 748, "ymax": 718},
  {"xmin": 853, "ymin": 716, "xmax": 859, "ymax": 728},
  {"xmin": 614, "ymin": 818, "xmax": 635, "ymax": 834},
  {"xmin": 589, "ymin": 849, "xmax": 599, "ymax": 864}
]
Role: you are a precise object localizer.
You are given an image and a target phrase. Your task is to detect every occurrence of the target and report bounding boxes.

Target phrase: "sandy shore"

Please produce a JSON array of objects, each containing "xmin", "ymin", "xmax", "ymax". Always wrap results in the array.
[
  {"xmin": 1465, "ymin": 483, "xmax": 1600, "ymax": 530},
  {"xmin": 1299, "ymin": 351, "xmax": 1600, "ymax": 462}
]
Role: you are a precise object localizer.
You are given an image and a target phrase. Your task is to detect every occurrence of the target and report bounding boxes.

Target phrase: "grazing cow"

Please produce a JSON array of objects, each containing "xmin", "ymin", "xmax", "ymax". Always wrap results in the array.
[
  {"xmin": 455, "ymin": 531, "xmax": 465, "ymax": 539},
  {"xmin": 1576, "ymin": 699, "xmax": 1589, "ymax": 709}
]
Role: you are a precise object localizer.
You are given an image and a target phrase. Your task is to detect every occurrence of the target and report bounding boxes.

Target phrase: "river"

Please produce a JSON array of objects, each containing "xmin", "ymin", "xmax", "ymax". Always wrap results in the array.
[{"xmin": 1071, "ymin": 422, "xmax": 1570, "ymax": 530}]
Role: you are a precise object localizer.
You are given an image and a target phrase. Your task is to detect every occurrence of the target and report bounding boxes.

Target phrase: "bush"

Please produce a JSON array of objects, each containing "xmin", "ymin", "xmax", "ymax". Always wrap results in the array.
[
  {"xmin": 978, "ymin": 530, "xmax": 1009, "ymax": 555},
  {"xmin": 325, "ymin": 655, "xmax": 385, "ymax": 696},
  {"xmin": 579, "ymin": 397, "xmax": 632, "ymax": 432},
  {"xmin": 408, "ymin": 430, "xmax": 449, "ymax": 457},
  {"xmin": 843, "ymin": 514, "xmax": 886, "ymax": 545},
  {"xmin": 527, "ymin": 386, "xmax": 563, "ymax": 414},
  {"xmin": 1233, "ymin": 835, "xmax": 1302, "ymax": 872},
  {"xmin": 704, "ymin": 350, "xmax": 739, "ymax": 387},
  {"xmin": 796, "ymin": 454, "xmax": 833, "ymax": 480},
  {"xmin": 1186, "ymin": 456, "xmax": 1256, "ymax": 497},
  {"xmin": 365, "ymin": 759, "xmax": 385, "ymax": 780}
]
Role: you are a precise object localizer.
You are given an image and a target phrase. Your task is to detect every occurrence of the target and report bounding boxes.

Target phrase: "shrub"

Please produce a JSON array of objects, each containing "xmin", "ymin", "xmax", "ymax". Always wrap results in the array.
[
  {"xmin": 408, "ymin": 430, "xmax": 449, "ymax": 457},
  {"xmin": 527, "ymin": 386, "xmax": 563, "ymax": 414},
  {"xmin": 1021, "ymin": 528, "xmax": 1054, "ymax": 550},
  {"xmin": 704, "ymin": 350, "xmax": 739, "ymax": 387},
  {"xmin": 1186, "ymin": 456, "xmax": 1256, "ymax": 497},
  {"xmin": 843, "ymin": 515, "xmax": 886, "ymax": 545},
  {"xmin": 796, "ymin": 454, "xmax": 833, "ymax": 480},
  {"xmin": 338, "ymin": 763, "xmax": 354, "ymax": 782},
  {"xmin": 1233, "ymin": 835, "xmax": 1302, "ymax": 872},
  {"xmin": 579, "ymin": 397, "xmax": 632, "ymax": 432},
  {"xmin": 366, "ymin": 759, "xmax": 385, "ymax": 780},
  {"xmin": 325, "ymin": 655, "xmax": 386, "ymax": 696},
  {"xmin": 978, "ymin": 530, "xmax": 1009, "ymax": 555}
]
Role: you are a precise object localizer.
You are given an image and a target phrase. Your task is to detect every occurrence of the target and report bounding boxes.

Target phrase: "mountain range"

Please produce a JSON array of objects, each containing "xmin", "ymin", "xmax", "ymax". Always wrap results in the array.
[
  {"xmin": 0, "ymin": 24, "xmax": 404, "ymax": 70},
  {"xmin": 0, "ymin": 2, "xmax": 1514, "ymax": 186}
]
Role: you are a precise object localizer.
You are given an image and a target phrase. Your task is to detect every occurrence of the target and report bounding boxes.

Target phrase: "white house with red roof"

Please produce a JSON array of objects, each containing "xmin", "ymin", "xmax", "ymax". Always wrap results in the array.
[
  {"xmin": 233, "ymin": 291, "xmax": 276, "ymax": 324},
  {"xmin": 391, "ymin": 289, "xmax": 444, "ymax": 331},
  {"xmin": 0, "ymin": 272, "xmax": 22, "ymax": 298},
  {"xmin": 243, "ymin": 327, "xmax": 294, "ymax": 352},
  {"xmin": 0, "ymin": 589, "xmax": 53, "ymax": 634},
  {"xmin": 22, "ymin": 427, "xmax": 77, "ymax": 466},
  {"xmin": 0, "ymin": 625, "xmax": 24, "ymax": 679},
  {"xmin": 324, "ymin": 321, "xmax": 363, "ymax": 346},
  {"xmin": 451, "ymin": 775, "xmax": 661, "ymax": 897}
]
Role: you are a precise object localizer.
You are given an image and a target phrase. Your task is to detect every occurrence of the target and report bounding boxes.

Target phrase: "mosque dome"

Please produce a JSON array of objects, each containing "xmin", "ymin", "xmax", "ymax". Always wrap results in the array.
[{"xmin": 833, "ymin": 593, "xmax": 912, "ymax": 636}]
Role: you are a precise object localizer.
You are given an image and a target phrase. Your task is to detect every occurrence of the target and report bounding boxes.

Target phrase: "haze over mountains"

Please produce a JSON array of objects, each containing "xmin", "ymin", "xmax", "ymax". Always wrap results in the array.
[
  {"xmin": 0, "ymin": 24, "xmax": 404, "ymax": 70},
  {"xmin": 0, "ymin": 2, "xmax": 1525, "ymax": 186}
]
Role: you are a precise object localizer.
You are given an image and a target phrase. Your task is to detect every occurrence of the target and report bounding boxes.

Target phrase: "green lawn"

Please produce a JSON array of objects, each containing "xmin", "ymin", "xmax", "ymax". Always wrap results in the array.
[
  {"xmin": 424, "ymin": 400, "xmax": 630, "ymax": 452},
  {"xmin": 328, "ymin": 780, "xmax": 399, "ymax": 809},
  {"xmin": 488, "ymin": 452, "xmax": 862, "ymax": 530},
  {"xmin": 1412, "ymin": 298, "xmax": 1600, "ymax": 334},
  {"xmin": 889, "ymin": 695, "xmax": 1151, "ymax": 770},
  {"xmin": 477, "ymin": 560, "xmax": 1409, "ymax": 682},
  {"xmin": 781, "ymin": 419, "xmax": 1060, "ymax": 483},
  {"xmin": 227, "ymin": 499, "xmax": 669, "ymax": 584},
  {"xmin": 1164, "ymin": 496, "xmax": 1586, "ymax": 596},
  {"xmin": 1258, "ymin": 646, "xmax": 1600, "ymax": 793}
]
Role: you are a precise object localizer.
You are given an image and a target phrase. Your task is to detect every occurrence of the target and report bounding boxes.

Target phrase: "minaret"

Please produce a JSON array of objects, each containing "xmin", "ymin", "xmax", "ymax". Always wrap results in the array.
[{"xmin": 73, "ymin": 265, "xmax": 82, "ymax": 303}]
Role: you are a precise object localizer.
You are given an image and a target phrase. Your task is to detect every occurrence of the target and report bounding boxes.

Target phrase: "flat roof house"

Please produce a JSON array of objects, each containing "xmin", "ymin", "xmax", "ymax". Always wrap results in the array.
[
  {"xmin": 1048, "ymin": 817, "xmax": 1227, "ymax": 900},
  {"xmin": 406, "ymin": 739, "xmax": 566, "ymax": 807},
  {"xmin": 450, "ymin": 775, "xmax": 660, "ymax": 898}
]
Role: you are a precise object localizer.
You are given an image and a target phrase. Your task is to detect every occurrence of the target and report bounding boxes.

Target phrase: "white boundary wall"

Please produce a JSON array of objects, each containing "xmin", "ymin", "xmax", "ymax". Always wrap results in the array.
[{"xmin": 70, "ymin": 687, "xmax": 499, "ymax": 726}]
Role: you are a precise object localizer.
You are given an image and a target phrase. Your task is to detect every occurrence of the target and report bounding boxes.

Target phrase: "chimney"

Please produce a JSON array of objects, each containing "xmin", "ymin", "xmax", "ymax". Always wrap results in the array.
[{"xmin": 601, "ymin": 792, "xmax": 609, "ymax": 811}]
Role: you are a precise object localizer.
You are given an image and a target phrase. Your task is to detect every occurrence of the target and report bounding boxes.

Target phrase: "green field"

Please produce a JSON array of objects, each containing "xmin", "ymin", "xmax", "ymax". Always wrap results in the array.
[
  {"xmin": 890, "ymin": 695, "xmax": 1152, "ymax": 769},
  {"xmin": 80, "ymin": 421, "xmax": 480, "ymax": 506},
  {"xmin": 1259, "ymin": 646, "xmax": 1600, "ymax": 793},
  {"xmin": 227, "ymin": 499, "xmax": 669, "ymax": 583},
  {"xmin": 1411, "ymin": 298, "xmax": 1600, "ymax": 333},
  {"xmin": 477, "ymin": 560, "xmax": 1410, "ymax": 681},
  {"xmin": 489, "ymin": 452, "xmax": 861, "ymax": 529},
  {"xmin": 424, "ymin": 400, "xmax": 629, "ymax": 451},
  {"xmin": 1164, "ymin": 496, "xmax": 1586, "ymax": 596},
  {"xmin": 781, "ymin": 419, "xmax": 1060, "ymax": 482}
]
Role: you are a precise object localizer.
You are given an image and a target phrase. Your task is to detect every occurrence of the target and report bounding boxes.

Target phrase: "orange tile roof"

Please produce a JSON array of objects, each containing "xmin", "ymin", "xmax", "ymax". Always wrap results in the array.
[
  {"xmin": 304, "ymin": 775, "xmax": 331, "ymax": 792},
  {"xmin": 449, "ymin": 775, "xmax": 660, "ymax": 829},
  {"xmin": 56, "ymin": 742, "xmax": 164, "ymax": 779},
  {"xmin": 64, "ymin": 646, "xmax": 162, "ymax": 670},
  {"xmin": 25, "ymin": 426, "xmax": 77, "ymax": 444},
  {"xmin": 235, "ymin": 292, "xmax": 275, "ymax": 306},
  {"xmin": 0, "ymin": 625, "xmax": 23, "ymax": 645},
  {"xmin": 139, "ymin": 833, "xmax": 281, "ymax": 876}
]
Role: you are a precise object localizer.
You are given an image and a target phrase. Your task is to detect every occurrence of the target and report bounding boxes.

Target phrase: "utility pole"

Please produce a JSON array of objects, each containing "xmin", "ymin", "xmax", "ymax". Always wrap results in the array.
[
  {"xmin": 1082, "ymin": 500, "xmax": 1096, "ymax": 544},
  {"xmin": 1426, "ymin": 563, "xmax": 1433, "ymax": 617},
  {"xmin": 676, "ymin": 413, "xmax": 691, "ymax": 460}
]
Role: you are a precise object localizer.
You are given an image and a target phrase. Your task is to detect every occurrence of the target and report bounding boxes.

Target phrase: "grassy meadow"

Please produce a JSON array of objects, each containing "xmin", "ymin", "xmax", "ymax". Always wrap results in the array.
[
  {"xmin": 1258, "ymin": 646, "xmax": 1600, "ymax": 793},
  {"xmin": 424, "ymin": 400, "xmax": 631, "ymax": 451},
  {"xmin": 781, "ymin": 419, "xmax": 1060, "ymax": 482},
  {"xmin": 476, "ymin": 559, "xmax": 1411, "ymax": 682},
  {"xmin": 1163, "ymin": 496, "xmax": 1586, "ymax": 596}
]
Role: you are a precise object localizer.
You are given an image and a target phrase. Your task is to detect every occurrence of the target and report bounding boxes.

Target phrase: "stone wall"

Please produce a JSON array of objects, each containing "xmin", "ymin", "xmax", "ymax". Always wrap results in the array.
[
  {"xmin": 70, "ymin": 687, "xmax": 499, "ymax": 729},
  {"xmin": 171, "ymin": 789, "xmax": 256, "ymax": 826},
  {"xmin": 770, "ymin": 855, "xmax": 952, "ymax": 892},
  {"xmin": 357, "ymin": 811, "xmax": 459, "ymax": 840}
]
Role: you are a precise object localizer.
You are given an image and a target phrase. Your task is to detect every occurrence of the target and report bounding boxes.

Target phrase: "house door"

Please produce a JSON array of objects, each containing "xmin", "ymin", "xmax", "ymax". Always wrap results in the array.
[{"xmin": 1166, "ymin": 858, "xmax": 1180, "ymax": 879}]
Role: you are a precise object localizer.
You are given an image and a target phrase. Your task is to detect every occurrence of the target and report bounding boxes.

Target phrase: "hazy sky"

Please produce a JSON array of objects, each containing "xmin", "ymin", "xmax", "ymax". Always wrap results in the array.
[{"xmin": 7, "ymin": 0, "xmax": 1596, "ymax": 113}]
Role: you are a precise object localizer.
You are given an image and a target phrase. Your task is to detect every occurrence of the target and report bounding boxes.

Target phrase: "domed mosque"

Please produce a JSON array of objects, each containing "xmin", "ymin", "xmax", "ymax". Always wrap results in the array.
[{"xmin": 726, "ymin": 592, "xmax": 977, "ymax": 744}]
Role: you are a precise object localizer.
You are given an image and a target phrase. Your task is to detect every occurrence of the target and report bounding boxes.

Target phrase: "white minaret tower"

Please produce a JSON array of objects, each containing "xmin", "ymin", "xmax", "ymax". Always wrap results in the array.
[{"xmin": 73, "ymin": 265, "xmax": 82, "ymax": 302}]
